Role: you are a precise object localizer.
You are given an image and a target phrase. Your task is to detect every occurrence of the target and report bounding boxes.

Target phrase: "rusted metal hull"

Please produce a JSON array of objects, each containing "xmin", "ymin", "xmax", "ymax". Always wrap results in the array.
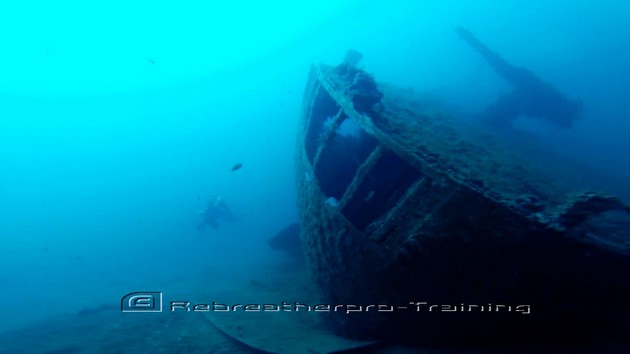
[{"xmin": 297, "ymin": 62, "xmax": 630, "ymax": 346}]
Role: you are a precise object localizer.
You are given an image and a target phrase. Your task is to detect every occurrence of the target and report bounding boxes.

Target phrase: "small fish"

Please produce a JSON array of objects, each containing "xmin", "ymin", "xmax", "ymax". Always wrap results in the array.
[
  {"xmin": 365, "ymin": 190, "xmax": 375, "ymax": 201},
  {"xmin": 148, "ymin": 58, "xmax": 155, "ymax": 64},
  {"xmin": 231, "ymin": 163, "xmax": 243, "ymax": 171}
]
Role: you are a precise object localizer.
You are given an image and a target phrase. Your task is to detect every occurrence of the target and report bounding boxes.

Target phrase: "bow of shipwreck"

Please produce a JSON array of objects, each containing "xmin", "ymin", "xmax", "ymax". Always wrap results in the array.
[{"xmin": 296, "ymin": 59, "xmax": 630, "ymax": 346}]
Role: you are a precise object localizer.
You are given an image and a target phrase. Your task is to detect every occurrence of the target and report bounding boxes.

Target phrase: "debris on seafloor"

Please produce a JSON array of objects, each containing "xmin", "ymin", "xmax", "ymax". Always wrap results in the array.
[{"xmin": 268, "ymin": 222, "xmax": 303, "ymax": 256}]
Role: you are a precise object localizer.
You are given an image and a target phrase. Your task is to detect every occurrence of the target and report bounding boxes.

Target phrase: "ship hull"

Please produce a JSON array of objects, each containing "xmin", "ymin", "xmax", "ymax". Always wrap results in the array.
[{"xmin": 297, "ymin": 63, "xmax": 630, "ymax": 345}]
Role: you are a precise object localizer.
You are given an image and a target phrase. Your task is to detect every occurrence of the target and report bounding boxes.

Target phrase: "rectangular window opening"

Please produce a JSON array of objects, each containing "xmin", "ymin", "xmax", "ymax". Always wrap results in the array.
[
  {"xmin": 314, "ymin": 118, "xmax": 378, "ymax": 201},
  {"xmin": 341, "ymin": 149, "xmax": 421, "ymax": 232}
]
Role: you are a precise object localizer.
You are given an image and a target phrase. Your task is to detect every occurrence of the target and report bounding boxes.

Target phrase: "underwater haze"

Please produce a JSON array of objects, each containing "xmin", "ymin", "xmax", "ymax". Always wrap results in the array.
[{"xmin": 1, "ymin": 0, "xmax": 630, "ymax": 351}]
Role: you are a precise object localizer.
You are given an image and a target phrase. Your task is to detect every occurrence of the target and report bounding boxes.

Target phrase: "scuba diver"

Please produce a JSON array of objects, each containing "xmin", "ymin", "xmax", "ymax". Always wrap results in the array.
[
  {"xmin": 456, "ymin": 26, "xmax": 582, "ymax": 129},
  {"xmin": 197, "ymin": 196, "xmax": 236, "ymax": 231}
]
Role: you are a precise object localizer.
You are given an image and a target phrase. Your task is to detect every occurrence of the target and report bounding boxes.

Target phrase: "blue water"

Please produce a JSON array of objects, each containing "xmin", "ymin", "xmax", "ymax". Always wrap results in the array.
[{"xmin": 1, "ymin": 0, "xmax": 629, "ymax": 351}]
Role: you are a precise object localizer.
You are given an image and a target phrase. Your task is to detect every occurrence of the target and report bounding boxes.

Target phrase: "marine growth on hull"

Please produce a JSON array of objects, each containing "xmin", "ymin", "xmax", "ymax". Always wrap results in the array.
[{"xmin": 296, "ymin": 48, "xmax": 630, "ymax": 346}]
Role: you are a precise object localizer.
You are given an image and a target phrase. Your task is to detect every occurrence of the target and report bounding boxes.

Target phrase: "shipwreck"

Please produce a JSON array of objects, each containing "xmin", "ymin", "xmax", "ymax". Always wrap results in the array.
[{"xmin": 296, "ymin": 39, "xmax": 630, "ymax": 346}]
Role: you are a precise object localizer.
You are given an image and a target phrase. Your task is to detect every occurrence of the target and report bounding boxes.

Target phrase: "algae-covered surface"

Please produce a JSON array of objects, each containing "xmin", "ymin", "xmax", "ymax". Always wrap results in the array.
[
  {"xmin": 319, "ymin": 63, "xmax": 594, "ymax": 221},
  {"xmin": 375, "ymin": 83, "xmax": 597, "ymax": 216}
]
